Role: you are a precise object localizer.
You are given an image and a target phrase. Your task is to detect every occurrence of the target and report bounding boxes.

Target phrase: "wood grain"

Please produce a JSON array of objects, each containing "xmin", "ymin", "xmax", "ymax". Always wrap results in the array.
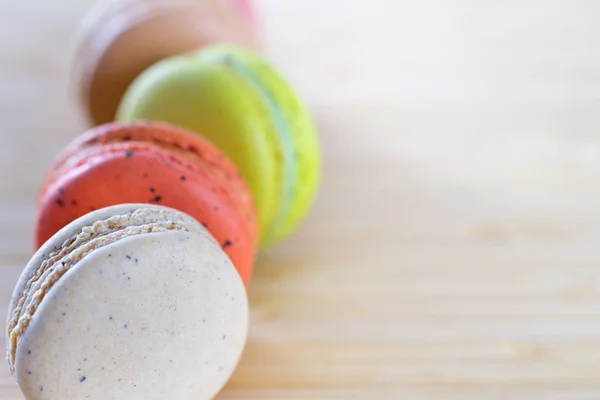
[{"xmin": 1, "ymin": 0, "xmax": 600, "ymax": 398}]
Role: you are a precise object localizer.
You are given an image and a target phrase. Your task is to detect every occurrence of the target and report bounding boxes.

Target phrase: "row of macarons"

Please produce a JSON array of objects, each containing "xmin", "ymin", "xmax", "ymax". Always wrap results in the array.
[
  {"xmin": 7, "ymin": 2, "xmax": 317, "ymax": 398},
  {"xmin": 36, "ymin": 0, "xmax": 321, "ymax": 286}
]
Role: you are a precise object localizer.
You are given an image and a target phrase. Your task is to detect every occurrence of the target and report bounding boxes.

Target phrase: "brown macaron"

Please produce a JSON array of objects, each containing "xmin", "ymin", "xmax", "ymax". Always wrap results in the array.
[{"xmin": 70, "ymin": 0, "xmax": 259, "ymax": 126}]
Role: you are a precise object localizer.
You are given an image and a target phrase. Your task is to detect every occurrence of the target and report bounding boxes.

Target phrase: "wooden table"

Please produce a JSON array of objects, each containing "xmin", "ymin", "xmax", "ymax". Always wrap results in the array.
[{"xmin": 1, "ymin": 1, "xmax": 600, "ymax": 398}]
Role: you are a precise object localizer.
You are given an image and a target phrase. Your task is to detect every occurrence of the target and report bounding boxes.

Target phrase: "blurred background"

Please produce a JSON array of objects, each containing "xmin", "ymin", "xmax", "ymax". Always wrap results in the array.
[{"xmin": 1, "ymin": 1, "xmax": 600, "ymax": 398}]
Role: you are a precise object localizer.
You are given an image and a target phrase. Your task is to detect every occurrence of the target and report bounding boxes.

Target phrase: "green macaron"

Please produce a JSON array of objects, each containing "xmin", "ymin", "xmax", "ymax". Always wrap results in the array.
[{"xmin": 116, "ymin": 44, "xmax": 321, "ymax": 246}]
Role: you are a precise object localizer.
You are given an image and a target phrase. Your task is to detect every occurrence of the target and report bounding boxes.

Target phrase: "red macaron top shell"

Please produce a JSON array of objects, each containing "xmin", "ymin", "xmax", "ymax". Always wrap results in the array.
[{"xmin": 36, "ymin": 122, "xmax": 258, "ymax": 285}]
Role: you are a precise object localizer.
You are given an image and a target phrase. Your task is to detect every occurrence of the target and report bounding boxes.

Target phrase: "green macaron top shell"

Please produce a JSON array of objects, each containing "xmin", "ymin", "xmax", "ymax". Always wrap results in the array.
[{"xmin": 117, "ymin": 44, "xmax": 321, "ymax": 245}]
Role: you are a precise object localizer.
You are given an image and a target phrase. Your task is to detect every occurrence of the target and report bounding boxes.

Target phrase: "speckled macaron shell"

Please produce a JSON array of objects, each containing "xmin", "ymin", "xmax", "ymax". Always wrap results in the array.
[
  {"xmin": 9, "ymin": 204, "xmax": 153, "ymax": 331},
  {"xmin": 35, "ymin": 122, "xmax": 258, "ymax": 285},
  {"xmin": 8, "ymin": 204, "xmax": 201, "ymax": 368},
  {"xmin": 117, "ymin": 45, "xmax": 321, "ymax": 246},
  {"xmin": 8, "ymin": 204, "xmax": 249, "ymax": 400},
  {"xmin": 71, "ymin": 0, "xmax": 259, "ymax": 126}
]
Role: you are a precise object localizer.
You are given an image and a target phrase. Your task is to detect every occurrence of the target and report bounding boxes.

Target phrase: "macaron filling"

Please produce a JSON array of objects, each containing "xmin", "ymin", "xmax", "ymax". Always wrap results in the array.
[
  {"xmin": 208, "ymin": 52, "xmax": 297, "ymax": 239},
  {"xmin": 7, "ymin": 207, "xmax": 201, "ymax": 374}
]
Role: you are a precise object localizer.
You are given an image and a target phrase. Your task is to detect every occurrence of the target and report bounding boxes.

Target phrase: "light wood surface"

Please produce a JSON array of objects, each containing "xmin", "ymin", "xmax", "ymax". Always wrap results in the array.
[{"xmin": 1, "ymin": 1, "xmax": 600, "ymax": 398}]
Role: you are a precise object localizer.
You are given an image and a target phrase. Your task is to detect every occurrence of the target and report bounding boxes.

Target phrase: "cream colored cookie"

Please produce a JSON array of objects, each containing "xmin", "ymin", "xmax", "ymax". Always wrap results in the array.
[{"xmin": 6, "ymin": 204, "xmax": 248, "ymax": 400}]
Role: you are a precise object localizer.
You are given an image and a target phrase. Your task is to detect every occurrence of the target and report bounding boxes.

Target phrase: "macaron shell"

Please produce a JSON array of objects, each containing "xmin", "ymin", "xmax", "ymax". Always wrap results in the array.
[
  {"xmin": 72, "ymin": 0, "xmax": 259, "ymax": 125},
  {"xmin": 117, "ymin": 58, "xmax": 281, "ymax": 241},
  {"xmin": 15, "ymin": 230, "xmax": 248, "ymax": 399},
  {"xmin": 201, "ymin": 46, "xmax": 322, "ymax": 244},
  {"xmin": 8, "ymin": 203, "xmax": 156, "ymax": 327},
  {"xmin": 40, "ymin": 122, "xmax": 256, "ymax": 227},
  {"xmin": 7, "ymin": 206, "xmax": 205, "ymax": 373},
  {"xmin": 36, "ymin": 143, "xmax": 256, "ymax": 285}
]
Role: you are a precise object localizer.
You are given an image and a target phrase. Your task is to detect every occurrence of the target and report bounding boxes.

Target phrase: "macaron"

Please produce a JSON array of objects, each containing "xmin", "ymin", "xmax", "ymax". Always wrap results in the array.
[
  {"xmin": 71, "ymin": 0, "xmax": 259, "ymax": 126},
  {"xmin": 35, "ymin": 121, "xmax": 257, "ymax": 285},
  {"xmin": 7, "ymin": 204, "xmax": 248, "ymax": 400},
  {"xmin": 117, "ymin": 44, "xmax": 321, "ymax": 246}
]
